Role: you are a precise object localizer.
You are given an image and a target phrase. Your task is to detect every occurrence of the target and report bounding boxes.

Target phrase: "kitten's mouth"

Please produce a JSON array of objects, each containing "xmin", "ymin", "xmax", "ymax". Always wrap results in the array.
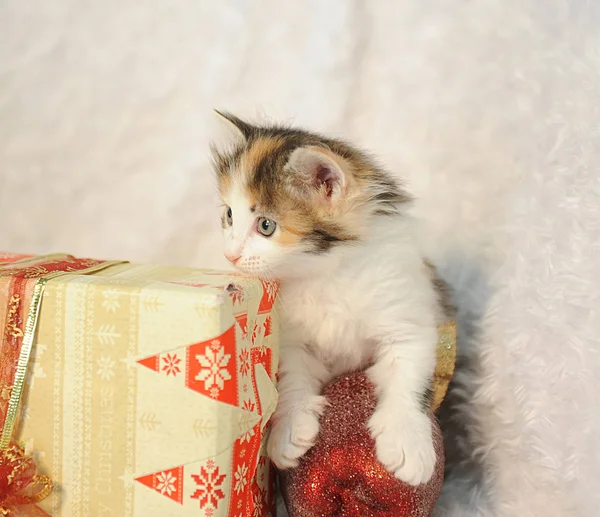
[
  {"xmin": 231, "ymin": 262, "xmax": 261, "ymax": 278},
  {"xmin": 234, "ymin": 264, "xmax": 276, "ymax": 282},
  {"xmin": 234, "ymin": 256, "xmax": 264, "ymax": 274}
]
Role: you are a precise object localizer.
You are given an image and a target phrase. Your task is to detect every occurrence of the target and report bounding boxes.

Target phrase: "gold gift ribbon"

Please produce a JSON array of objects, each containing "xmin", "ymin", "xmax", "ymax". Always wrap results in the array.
[
  {"xmin": 0, "ymin": 278, "xmax": 45, "ymax": 452},
  {"xmin": 0, "ymin": 260, "xmax": 126, "ymax": 451},
  {"xmin": 433, "ymin": 320, "xmax": 457, "ymax": 412}
]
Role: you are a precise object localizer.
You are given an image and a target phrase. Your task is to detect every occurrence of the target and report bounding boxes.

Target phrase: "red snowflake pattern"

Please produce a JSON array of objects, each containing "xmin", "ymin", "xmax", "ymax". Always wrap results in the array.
[
  {"xmin": 251, "ymin": 323, "xmax": 262, "ymax": 345},
  {"xmin": 228, "ymin": 284, "xmax": 244, "ymax": 305},
  {"xmin": 253, "ymin": 489, "xmax": 264, "ymax": 517},
  {"xmin": 205, "ymin": 509, "xmax": 214, "ymax": 517},
  {"xmin": 191, "ymin": 464, "xmax": 227, "ymax": 510},
  {"xmin": 242, "ymin": 399, "xmax": 256, "ymax": 413},
  {"xmin": 239, "ymin": 349, "xmax": 251, "ymax": 377},
  {"xmin": 161, "ymin": 353, "xmax": 182, "ymax": 376}
]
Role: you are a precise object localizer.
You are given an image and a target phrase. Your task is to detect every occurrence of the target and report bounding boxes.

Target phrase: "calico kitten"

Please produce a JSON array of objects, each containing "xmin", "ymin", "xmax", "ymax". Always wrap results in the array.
[{"xmin": 211, "ymin": 112, "xmax": 444, "ymax": 486}]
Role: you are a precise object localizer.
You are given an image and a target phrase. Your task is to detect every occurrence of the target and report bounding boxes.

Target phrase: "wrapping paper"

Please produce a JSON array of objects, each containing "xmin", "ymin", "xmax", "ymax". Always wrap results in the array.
[{"xmin": 0, "ymin": 253, "xmax": 280, "ymax": 517}]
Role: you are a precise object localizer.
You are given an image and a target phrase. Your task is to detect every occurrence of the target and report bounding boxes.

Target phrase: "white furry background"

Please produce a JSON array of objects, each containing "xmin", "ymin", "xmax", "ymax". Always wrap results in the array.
[{"xmin": 1, "ymin": 1, "xmax": 599, "ymax": 516}]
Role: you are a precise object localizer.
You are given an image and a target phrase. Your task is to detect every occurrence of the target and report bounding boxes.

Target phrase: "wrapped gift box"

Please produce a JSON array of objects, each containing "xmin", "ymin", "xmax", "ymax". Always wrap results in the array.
[{"xmin": 0, "ymin": 253, "xmax": 280, "ymax": 517}]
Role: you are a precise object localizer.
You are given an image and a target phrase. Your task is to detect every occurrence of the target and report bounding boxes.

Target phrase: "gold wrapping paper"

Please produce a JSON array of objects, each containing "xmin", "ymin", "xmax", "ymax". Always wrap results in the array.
[{"xmin": 0, "ymin": 255, "xmax": 280, "ymax": 517}]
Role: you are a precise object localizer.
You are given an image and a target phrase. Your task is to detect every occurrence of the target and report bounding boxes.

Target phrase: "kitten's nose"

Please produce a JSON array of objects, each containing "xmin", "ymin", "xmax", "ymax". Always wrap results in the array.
[{"xmin": 225, "ymin": 252, "xmax": 241, "ymax": 265}]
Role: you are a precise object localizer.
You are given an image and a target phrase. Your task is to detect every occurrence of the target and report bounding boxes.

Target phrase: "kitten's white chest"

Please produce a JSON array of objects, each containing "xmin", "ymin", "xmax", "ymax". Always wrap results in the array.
[{"xmin": 280, "ymin": 278, "xmax": 369, "ymax": 370}]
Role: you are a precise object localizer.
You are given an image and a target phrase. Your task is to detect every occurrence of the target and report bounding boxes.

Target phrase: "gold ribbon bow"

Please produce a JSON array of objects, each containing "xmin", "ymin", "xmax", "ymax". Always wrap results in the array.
[{"xmin": 0, "ymin": 442, "xmax": 52, "ymax": 516}]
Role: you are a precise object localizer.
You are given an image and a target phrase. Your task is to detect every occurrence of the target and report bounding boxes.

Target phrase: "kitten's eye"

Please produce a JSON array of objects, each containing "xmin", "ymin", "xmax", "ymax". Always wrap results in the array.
[
  {"xmin": 225, "ymin": 206, "xmax": 233, "ymax": 226},
  {"xmin": 257, "ymin": 217, "xmax": 276, "ymax": 237}
]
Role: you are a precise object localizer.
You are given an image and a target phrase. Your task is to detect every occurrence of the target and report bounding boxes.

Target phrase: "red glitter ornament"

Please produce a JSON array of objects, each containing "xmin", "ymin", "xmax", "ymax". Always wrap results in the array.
[{"xmin": 280, "ymin": 372, "xmax": 445, "ymax": 517}]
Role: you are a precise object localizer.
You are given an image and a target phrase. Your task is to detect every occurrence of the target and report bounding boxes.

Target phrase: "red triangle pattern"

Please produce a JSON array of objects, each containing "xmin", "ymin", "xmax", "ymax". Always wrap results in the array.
[
  {"xmin": 258, "ymin": 280, "xmax": 278, "ymax": 315},
  {"xmin": 186, "ymin": 325, "xmax": 238, "ymax": 407},
  {"xmin": 135, "ymin": 466, "xmax": 184, "ymax": 504},
  {"xmin": 137, "ymin": 354, "xmax": 160, "ymax": 372},
  {"xmin": 263, "ymin": 316, "xmax": 272, "ymax": 338},
  {"xmin": 235, "ymin": 313, "xmax": 249, "ymax": 338}
]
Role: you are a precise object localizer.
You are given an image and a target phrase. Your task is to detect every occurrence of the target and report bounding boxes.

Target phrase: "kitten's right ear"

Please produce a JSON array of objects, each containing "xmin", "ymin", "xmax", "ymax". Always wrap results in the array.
[
  {"xmin": 285, "ymin": 146, "xmax": 347, "ymax": 204},
  {"xmin": 211, "ymin": 110, "xmax": 254, "ymax": 148}
]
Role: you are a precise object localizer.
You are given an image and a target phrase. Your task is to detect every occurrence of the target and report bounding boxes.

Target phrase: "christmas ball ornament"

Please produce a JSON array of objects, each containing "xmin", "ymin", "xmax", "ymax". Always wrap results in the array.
[{"xmin": 280, "ymin": 372, "xmax": 445, "ymax": 517}]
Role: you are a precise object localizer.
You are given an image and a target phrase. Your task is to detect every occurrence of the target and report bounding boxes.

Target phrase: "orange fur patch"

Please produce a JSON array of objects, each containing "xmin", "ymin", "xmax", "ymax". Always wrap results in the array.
[
  {"xmin": 280, "ymin": 206, "xmax": 316, "ymax": 240},
  {"xmin": 239, "ymin": 137, "xmax": 284, "ymax": 180},
  {"xmin": 275, "ymin": 227, "xmax": 304, "ymax": 246}
]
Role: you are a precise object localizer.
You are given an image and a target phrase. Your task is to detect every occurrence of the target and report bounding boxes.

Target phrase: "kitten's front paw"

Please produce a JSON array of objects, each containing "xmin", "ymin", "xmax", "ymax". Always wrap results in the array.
[
  {"xmin": 267, "ymin": 395, "xmax": 327, "ymax": 470},
  {"xmin": 368, "ymin": 406, "xmax": 436, "ymax": 486}
]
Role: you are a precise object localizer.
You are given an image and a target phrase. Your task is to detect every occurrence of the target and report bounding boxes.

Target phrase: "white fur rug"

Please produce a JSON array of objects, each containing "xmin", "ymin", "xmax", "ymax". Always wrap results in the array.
[{"xmin": 1, "ymin": 1, "xmax": 599, "ymax": 515}]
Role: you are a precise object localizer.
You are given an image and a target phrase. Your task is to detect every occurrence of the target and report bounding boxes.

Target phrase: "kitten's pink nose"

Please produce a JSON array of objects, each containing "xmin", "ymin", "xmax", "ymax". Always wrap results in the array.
[{"xmin": 225, "ymin": 252, "xmax": 241, "ymax": 265}]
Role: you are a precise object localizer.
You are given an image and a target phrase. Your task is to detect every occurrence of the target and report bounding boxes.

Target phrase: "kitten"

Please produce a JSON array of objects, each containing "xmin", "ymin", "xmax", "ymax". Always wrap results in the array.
[{"xmin": 211, "ymin": 111, "xmax": 445, "ymax": 486}]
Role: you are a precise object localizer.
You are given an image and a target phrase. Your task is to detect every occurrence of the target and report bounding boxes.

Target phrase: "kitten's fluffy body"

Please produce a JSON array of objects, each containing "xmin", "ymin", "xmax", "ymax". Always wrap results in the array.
[{"xmin": 212, "ymin": 113, "xmax": 443, "ymax": 485}]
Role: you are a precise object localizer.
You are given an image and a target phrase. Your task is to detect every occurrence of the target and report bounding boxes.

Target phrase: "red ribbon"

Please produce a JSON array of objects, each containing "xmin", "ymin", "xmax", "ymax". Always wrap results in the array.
[{"xmin": 0, "ymin": 442, "xmax": 52, "ymax": 516}]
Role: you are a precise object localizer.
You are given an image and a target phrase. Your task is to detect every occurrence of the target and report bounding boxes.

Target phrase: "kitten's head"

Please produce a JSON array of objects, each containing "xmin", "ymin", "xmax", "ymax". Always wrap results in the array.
[{"xmin": 211, "ymin": 111, "xmax": 409, "ymax": 280}]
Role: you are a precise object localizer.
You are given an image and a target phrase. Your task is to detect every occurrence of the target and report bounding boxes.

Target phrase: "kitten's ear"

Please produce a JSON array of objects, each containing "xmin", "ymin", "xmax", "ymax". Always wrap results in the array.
[
  {"xmin": 285, "ymin": 147, "xmax": 347, "ymax": 202},
  {"xmin": 211, "ymin": 110, "xmax": 254, "ymax": 149}
]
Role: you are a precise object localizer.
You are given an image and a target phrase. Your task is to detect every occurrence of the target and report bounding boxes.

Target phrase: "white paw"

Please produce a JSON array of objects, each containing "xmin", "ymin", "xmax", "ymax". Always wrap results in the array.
[
  {"xmin": 267, "ymin": 395, "xmax": 327, "ymax": 470},
  {"xmin": 368, "ymin": 406, "xmax": 436, "ymax": 486}
]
